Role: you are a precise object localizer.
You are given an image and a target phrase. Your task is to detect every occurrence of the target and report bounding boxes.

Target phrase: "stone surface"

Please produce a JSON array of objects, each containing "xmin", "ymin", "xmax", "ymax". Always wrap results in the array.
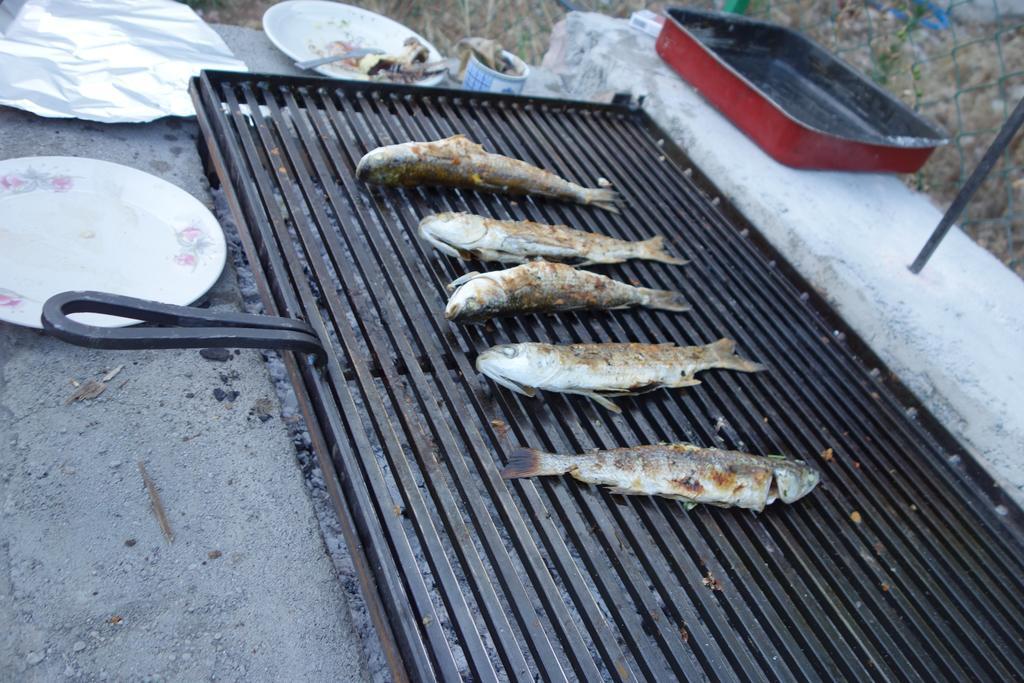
[
  {"xmin": 0, "ymin": 24, "xmax": 370, "ymax": 683},
  {"xmin": 213, "ymin": 24, "xmax": 300, "ymax": 76},
  {"xmin": 543, "ymin": 12, "xmax": 1024, "ymax": 503}
]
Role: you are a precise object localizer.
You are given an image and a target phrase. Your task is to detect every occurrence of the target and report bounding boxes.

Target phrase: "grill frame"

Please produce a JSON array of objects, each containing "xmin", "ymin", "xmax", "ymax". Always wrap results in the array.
[{"xmin": 192, "ymin": 70, "xmax": 1024, "ymax": 682}]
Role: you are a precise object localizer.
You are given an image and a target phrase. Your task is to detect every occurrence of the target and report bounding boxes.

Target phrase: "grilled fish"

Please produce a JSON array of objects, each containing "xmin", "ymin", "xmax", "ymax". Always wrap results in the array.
[
  {"xmin": 419, "ymin": 212, "xmax": 686, "ymax": 266},
  {"xmin": 502, "ymin": 443, "xmax": 819, "ymax": 511},
  {"xmin": 356, "ymin": 134, "xmax": 619, "ymax": 211},
  {"xmin": 446, "ymin": 261, "xmax": 689, "ymax": 323},
  {"xmin": 476, "ymin": 338, "xmax": 765, "ymax": 412}
]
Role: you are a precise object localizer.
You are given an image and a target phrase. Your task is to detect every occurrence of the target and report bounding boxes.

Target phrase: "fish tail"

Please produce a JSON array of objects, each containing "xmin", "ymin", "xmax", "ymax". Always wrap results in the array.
[
  {"xmin": 638, "ymin": 236, "xmax": 688, "ymax": 265},
  {"xmin": 583, "ymin": 188, "xmax": 621, "ymax": 213},
  {"xmin": 641, "ymin": 287, "xmax": 691, "ymax": 313},
  {"xmin": 501, "ymin": 447, "xmax": 568, "ymax": 479},
  {"xmin": 708, "ymin": 338, "xmax": 767, "ymax": 373}
]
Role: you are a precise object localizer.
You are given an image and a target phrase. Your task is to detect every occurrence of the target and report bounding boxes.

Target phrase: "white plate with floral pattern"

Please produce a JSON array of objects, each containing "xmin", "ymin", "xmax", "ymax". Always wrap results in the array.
[{"xmin": 0, "ymin": 156, "xmax": 226, "ymax": 329}]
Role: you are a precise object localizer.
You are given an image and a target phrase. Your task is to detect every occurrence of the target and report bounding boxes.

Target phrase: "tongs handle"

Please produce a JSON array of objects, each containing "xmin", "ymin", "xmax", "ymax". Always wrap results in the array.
[{"xmin": 41, "ymin": 291, "xmax": 326, "ymax": 367}]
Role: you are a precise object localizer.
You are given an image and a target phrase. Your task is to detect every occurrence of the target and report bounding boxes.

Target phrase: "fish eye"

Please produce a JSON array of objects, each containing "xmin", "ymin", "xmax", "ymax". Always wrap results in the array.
[{"xmin": 499, "ymin": 346, "xmax": 518, "ymax": 358}]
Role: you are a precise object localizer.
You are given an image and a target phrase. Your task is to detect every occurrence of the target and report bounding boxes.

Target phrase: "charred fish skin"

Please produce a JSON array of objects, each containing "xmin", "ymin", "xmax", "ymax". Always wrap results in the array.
[
  {"xmin": 501, "ymin": 443, "xmax": 819, "ymax": 511},
  {"xmin": 475, "ymin": 338, "xmax": 766, "ymax": 412},
  {"xmin": 418, "ymin": 212, "xmax": 687, "ymax": 266},
  {"xmin": 355, "ymin": 135, "xmax": 620, "ymax": 211},
  {"xmin": 445, "ymin": 261, "xmax": 690, "ymax": 322}
]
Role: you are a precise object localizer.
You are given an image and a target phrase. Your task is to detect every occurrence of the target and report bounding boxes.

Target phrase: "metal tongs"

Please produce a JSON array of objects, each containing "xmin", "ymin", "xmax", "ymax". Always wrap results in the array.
[{"xmin": 42, "ymin": 291, "xmax": 326, "ymax": 367}]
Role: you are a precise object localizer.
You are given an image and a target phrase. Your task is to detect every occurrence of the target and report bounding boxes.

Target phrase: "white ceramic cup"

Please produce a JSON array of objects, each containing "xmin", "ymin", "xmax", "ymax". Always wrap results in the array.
[{"xmin": 462, "ymin": 51, "xmax": 529, "ymax": 95}]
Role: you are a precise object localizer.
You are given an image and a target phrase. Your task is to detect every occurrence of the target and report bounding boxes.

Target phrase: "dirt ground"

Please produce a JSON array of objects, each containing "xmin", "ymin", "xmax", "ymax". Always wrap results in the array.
[{"xmin": 187, "ymin": 0, "xmax": 1023, "ymax": 275}]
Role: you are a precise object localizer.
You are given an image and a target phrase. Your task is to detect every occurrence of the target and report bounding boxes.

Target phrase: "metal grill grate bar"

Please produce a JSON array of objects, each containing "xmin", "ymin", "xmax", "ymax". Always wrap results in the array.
[
  {"xmin": 552, "ymin": 107, "xmax": 1024, "ymax": 679},
  {"xmin": 193, "ymin": 72, "xmax": 1024, "ymax": 682},
  {"xmin": 238, "ymin": 86, "xmax": 514, "ymax": 681},
  {"xmin": 328, "ymin": 89, "xmax": 688, "ymax": 681},
  {"xmin": 274, "ymin": 86, "xmax": 579, "ymax": 682},
  {"xmin": 569, "ymin": 111, "xmax": 1024, "ymax": 667},
  {"xmin": 430, "ymin": 95, "xmax": 924, "ymax": 680},
  {"xmin": 590, "ymin": 112, "xmax": 1024, "ymax": 646},
  {"xmin": 387, "ymin": 95, "xmax": 790, "ymax": 681},
  {"xmin": 289, "ymin": 91, "xmax": 622, "ymax": 682}
]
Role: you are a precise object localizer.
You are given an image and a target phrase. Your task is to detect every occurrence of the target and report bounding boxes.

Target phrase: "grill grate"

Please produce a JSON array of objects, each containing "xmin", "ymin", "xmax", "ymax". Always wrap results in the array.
[{"xmin": 192, "ymin": 71, "xmax": 1024, "ymax": 682}]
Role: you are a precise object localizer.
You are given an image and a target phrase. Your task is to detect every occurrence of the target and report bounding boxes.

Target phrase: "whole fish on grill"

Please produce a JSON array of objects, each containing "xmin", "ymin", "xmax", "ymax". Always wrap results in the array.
[
  {"xmin": 419, "ymin": 212, "xmax": 686, "ymax": 266},
  {"xmin": 501, "ymin": 443, "xmax": 819, "ymax": 511},
  {"xmin": 445, "ymin": 261, "xmax": 690, "ymax": 323},
  {"xmin": 356, "ymin": 134, "xmax": 620, "ymax": 212},
  {"xmin": 475, "ymin": 338, "xmax": 765, "ymax": 412}
]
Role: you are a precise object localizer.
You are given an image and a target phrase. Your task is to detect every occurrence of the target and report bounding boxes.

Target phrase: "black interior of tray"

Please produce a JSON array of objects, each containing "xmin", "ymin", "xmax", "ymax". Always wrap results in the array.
[
  {"xmin": 668, "ymin": 7, "xmax": 947, "ymax": 144},
  {"xmin": 193, "ymin": 71, "xmax": 1024, "ymax": 682}
]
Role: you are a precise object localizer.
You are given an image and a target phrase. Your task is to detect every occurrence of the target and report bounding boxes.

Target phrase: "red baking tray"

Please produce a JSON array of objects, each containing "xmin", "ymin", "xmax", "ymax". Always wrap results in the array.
[{"xmin": 655, "ymin": 7, "xmax": 948, "ymax": 172}]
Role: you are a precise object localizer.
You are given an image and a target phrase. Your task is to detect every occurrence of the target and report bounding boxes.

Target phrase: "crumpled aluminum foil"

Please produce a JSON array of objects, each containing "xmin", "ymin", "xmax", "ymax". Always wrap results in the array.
[{"xmin": 0, "ymin": 0, "xmax": 247, "ymax": 123}]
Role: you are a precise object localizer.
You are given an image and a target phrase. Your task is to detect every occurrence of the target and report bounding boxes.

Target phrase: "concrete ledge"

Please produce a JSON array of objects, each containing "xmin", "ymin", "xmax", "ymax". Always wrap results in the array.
[{"xmin": 543, "ymin": 12, "xmax": 1024, "ymax": 503}]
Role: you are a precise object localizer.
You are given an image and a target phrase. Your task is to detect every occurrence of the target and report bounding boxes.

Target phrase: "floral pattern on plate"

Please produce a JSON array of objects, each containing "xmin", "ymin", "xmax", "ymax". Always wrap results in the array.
[
  {"xmin": 0, "ymin": 168, "xmax": 74, "ymax": 194},
  {"xmin": 0, "ymin": 288, "xmax": 31, "ymax": 309},
  {"xmin": 0, "ymin": 156, "xmax": 227, "ymax": 330},
  {"xmin": 174, "ymin": 223, "xmax": 212, "ymax": 270}
]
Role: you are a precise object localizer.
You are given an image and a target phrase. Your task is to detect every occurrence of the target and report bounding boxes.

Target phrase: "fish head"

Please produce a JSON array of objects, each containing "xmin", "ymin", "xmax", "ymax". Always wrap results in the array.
[
  {"xmin": 445, "ymin": 274, "xmax": 507, "ymax": 322},
  {"xmin": 355, "ymin": 142, "xmax": 420, "ymax": 184},
  {"xmin": 476, "ymin": 344, "xmax": 553, "ymax": 396},
  {"xmin": 418, "ymin": 213, "xmax": 487, "ymax": 255},
  {"xmin": 419, "ymin": 213, "xmax": 487, "ymax": 243},
  {"xmin": 771, "ymin": 461, "xmax": 820, "ymax": 504}
]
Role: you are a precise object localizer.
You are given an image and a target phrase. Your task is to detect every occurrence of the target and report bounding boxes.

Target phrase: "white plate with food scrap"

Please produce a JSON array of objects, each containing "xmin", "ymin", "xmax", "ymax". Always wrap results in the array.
[
  {"xmin": 0, "ymin": 156, "xmax": 226, "ymax": 329},
  {"xmin": 263, "ymin": 0, "xmax": 446, "ymax": 86}
]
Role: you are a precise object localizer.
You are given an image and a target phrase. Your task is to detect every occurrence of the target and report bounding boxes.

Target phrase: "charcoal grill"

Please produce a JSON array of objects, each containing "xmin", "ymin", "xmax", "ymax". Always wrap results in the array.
[{"xmin": 180, "ymin": 71, "xmax": 1024, "ymax": 681}]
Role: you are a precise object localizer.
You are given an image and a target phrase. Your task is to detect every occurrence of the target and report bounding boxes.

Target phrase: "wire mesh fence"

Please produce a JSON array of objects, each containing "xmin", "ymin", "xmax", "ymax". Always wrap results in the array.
[{"xmin": 192, "ymin": 0, "xmax": 1023, "ymax": 275}]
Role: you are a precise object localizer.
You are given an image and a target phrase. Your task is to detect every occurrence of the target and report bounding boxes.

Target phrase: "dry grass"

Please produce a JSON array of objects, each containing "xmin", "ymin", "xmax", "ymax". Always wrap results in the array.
[{"xmin": 191, "ymin": 0, "xmax": 1023, "ymax": 274}]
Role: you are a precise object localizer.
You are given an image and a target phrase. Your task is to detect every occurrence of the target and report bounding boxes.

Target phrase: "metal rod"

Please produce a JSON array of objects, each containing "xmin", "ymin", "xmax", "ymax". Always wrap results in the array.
[{"xmin": 910, "ymin": 95, "xmax": 1024, "ymax": 273}]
